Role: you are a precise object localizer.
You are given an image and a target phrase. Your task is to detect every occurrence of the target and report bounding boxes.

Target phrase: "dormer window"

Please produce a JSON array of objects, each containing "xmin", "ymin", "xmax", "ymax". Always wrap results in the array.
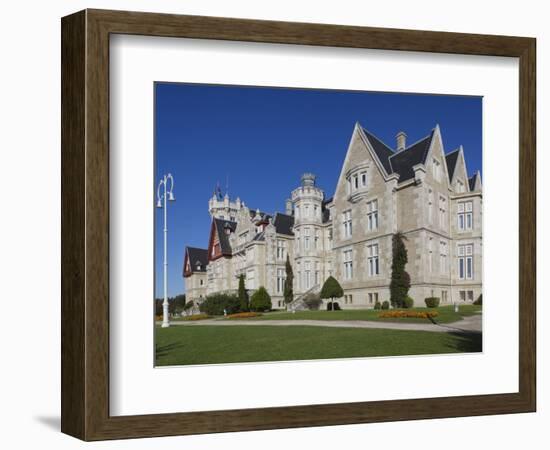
[{"xmin": 361, "ymin": 171, "xmax": 367, "ymax": 187}]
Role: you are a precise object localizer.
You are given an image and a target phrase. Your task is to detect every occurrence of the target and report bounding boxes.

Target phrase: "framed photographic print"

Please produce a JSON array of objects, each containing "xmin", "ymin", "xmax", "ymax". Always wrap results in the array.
[{"xmin": 61, "ymin": 9, "xmax": 536, "ymax": 441}]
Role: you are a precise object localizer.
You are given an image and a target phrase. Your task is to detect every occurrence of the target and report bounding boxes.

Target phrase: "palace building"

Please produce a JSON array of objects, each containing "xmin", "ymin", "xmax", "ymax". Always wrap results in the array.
[{"xmin": 183, "ymin": 123, "xmax": 482, "ymax": 310}]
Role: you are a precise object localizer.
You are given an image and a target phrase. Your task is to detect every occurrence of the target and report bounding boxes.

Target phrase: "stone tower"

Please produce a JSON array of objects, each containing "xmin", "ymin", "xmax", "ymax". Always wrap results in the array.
[
  {"xmin": 291, "ymin": 173, "xmax": 325, "ymax": 294},
  {"xmin": 208, "ymin": 192, "xmax": 243, "ymax": 221}
]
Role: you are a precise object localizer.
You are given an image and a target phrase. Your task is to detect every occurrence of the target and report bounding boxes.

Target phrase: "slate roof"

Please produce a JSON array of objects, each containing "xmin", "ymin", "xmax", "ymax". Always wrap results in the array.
[
  {"xmin": 445, "ymin": 149, "xmax": 460, "ymax": 182},
  {"xmin": 468, "ymin": 173, "xmax": 478, "ymax": 191},
  {"xmin": 388, "ymin": 131, "xmax": 435, "ymax": 182},
  {"xmin": 273, "ymin": 213, "xmax": 294, "ymax": 236},
  {"xmin": 249, "ymin": 209, "xmax": 272, "ymax": 222},
  {"xmin": 361, "ymin": 128, "xmax": 394, "ymax": 174},
  {"xmin": 213, "ymin": 218, "xmax": 237, "ymax": 254},
  {"xmin": 322, "ymin": 197, "xmax": 333, "ymax": 224},
  {"xmin": 186, "ymin": 247, "xmax": 208, "ymax": 272}
]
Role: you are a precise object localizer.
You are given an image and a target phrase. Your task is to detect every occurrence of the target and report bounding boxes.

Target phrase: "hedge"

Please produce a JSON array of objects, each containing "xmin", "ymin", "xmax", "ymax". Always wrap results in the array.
[{"xmin": 424, "ymin": 297, "xmax": 440, "ymax": 308}]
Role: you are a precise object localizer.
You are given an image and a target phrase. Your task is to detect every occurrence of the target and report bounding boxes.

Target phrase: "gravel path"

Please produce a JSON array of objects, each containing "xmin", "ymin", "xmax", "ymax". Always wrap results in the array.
[{"xmin": 168, "ymin": 314, "xmax": 482, "ymax": 334}]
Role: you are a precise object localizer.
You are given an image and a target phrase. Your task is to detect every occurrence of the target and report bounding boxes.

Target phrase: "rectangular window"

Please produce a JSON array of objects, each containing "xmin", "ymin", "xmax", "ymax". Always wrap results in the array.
[
  {"xmin": 457, "ymin": 201, "xmax": 473, "ymax": 231},
  {"xmin": 441, "ymin": 290, "xmax": 448, "ymax": 303},
  {"xmin": 276, "ymin": 239, "xmax": 285, "ymax": 259},
  {"xmin": 467, "ymin": 290, "xmax": 474, "ymax": 302},
  {"xmin": 439, "ymin": 195, "xmax": 447, "ymax": 228},
  {"xmin": 459, "ymin": 290, "xmax": 466, "ymax": 302},
  {"xmin": 314, "ymin": 230, "xmax": 320, "ymax": 249},
  {"xmin": 367, "ymin": 199, "xmax": 378, "ymax": 231},
  {"xmin": 295, "ymin": 230, "xmax": 300, "ymax": 252},
  {"xmin": 428, "ymin": 189, "xmax": 433, "ymax": 224},
  {"xmin": 439, "ymin": 241, "xmax": 447, "ymax": 274},
  {"xmin": 428, "ymin": 237, "xmax": 433, "ymax": 274},
  {"xmin": 368, "ymin": 292, "xmax": 379, "ymax": 304},
  {"xmin": 296, "ymin": 262, "xmax": 301, "ymax": 290},
  {"xmin": 304, "ymin": 228, "xmax": 310, "ymax": 250},
  {"xmin": 304, "ymin": 204, "xmax": 310, "ymax": 218},
  {"xmin": 361, "ymin": 171, "xmax": 367, "ymax": 187},
  {"xmin": 304, "ymin": 261, "xmax": 311, "ymax": 289},
  {"xmin": 343, "ymin": 249, "xmax": 353, "ymax": 280},
  {"xmin": 315, "ymin": 261, "xmax": 320, "ymax": 285},
  {"xmin": 342, "ymin": 210, "xmax": 352, "ymax": 238},
  {"xmin": 458, "ymin": 243, "xmax": 474, "ymax": 279},
  {"xmin": 353, "ymin": 174, "xmax": 359, "ymax": 190},
  {"xmin": 276, "ymin": 268, "xmax": 285, "ymax": 293},
  {"xmin": 367, "ymin": 243, "xmax": 379, "ymax": 276}
]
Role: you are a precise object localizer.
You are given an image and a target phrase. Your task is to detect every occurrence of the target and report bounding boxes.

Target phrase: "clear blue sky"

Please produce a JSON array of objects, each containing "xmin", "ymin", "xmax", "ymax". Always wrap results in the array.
[{"xmin": 155, "ymin": 82, "xmax": 482, "ymax": 298}]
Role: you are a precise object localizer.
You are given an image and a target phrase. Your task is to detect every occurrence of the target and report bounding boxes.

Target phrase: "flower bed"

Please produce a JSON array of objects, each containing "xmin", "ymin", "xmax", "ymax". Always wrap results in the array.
[
  {"xmin": 226, "ymin": 312, "xmax": 263, "ymax": 319},
  {"xmin": 378, "ymin": 310, "xmax": 438, "ymax": 319}
]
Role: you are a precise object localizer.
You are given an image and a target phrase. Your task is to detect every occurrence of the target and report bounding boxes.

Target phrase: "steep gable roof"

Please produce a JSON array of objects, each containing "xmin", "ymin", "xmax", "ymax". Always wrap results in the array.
[
  {"xmin": 388, "ymin": 131, "xmax": 435, "ymax": 182},
  {"xmin": 273, "ymin": 213, "xmax": 294, "ymax": 236},
  {"xmin": 213, "ymin": 218, "xmax": 237, "ymax": 255},
  {"xmin": 469, "ymin": 173, "xmax": 478, "ymax": 191},
  {"xmin": 187, "ymin": 247, "xmax": 208, "ymax": 271},
  {"xmin": 445, "ymin": 149, "xmax": 460, "ymax": 182},
  {"xmin": 361, "ymin": 128, "xmax": 394, "ymax": 175}
]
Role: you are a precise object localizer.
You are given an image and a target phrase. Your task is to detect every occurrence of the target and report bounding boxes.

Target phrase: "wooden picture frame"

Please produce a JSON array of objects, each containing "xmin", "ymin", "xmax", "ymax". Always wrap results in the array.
[{"xmin": 61, "ymin": 9, "xmax": 536, "ymax": 441}]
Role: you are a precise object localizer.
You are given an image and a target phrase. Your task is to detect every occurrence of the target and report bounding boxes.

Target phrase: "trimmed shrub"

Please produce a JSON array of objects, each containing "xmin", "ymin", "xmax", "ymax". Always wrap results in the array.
[
  {"xmin": 303, "ymin": 293, "xmax": 323, "ymax": 310},
  {"xmin": 403, "ymin": 296, "xmax": 414, "ymax": 309},
  {"xmin": 381, "ymin": 300, "xmax": 390, "ymax": 310},
  {"xmin": 326, "ymin": 302, "xmax": 341, "ymax": 311},
  {"xmin": 250, "ymin": 286, "xmax": 272, "ymax": 312},
  {"xmin": 424, "ymin": 297, "xmax": 440, "ymax": 308},
  {"xmin": 199, "ymin": 293, "xmax": 240, "ymax": 316},
  {"xmin": 473, "ymin": 294, "xmax": 482, "ymax": 305},
  {"xmin": 374, "ymin": 301, "xmax": 382, "ymax": 310}
]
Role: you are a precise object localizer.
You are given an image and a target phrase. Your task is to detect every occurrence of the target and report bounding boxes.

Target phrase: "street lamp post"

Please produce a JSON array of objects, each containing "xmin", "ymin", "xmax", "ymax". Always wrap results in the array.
[{"xmin": 157, "ymin": 173, "xmax": 175, "ymax": 328}]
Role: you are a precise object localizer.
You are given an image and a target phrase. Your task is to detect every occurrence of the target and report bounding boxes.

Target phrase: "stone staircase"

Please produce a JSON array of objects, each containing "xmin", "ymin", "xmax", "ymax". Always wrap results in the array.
[{"xmin": 287, "ymin": 284, "xmax": 320, "ymax": 311}]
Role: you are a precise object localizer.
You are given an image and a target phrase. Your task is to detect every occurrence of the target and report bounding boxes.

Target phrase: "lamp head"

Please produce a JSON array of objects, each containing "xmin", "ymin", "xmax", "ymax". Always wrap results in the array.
[
  {"xmin": 156, "ymin": 199, "xmax": 162, "ymax": 208},
  {"xmin": 168, "ymin": 192, "xmax": 175, "ymax": 201}
]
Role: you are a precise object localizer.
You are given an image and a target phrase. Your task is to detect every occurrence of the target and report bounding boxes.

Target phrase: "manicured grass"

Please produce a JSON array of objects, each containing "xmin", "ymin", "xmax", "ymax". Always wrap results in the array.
[
  {"xmin": 155, "ymin": 324, "xmax": 482, "ymax": 366},
  {"xmin": 250, "ymin": 305, "xmax": 481, "ymax": 324}
]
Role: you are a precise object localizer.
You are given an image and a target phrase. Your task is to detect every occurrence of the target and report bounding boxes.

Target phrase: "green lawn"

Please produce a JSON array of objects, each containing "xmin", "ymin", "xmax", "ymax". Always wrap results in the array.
[
  {"xmin": 250, "ymin": 305, "xmax": 481, "ymax": 324},
  {"xmin": 155, "ymin": 324, "xmax": 482, "ymax": 366}
]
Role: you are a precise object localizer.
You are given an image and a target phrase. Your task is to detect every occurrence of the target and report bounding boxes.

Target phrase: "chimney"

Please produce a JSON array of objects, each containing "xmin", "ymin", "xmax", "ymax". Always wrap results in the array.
[
  {"xmin": 396, "ymin": 131, "xmax": 407, "ymax": 151},
  {"xmin": 285, "ymin": 199, "xmax": 293, "ymax": 215}
]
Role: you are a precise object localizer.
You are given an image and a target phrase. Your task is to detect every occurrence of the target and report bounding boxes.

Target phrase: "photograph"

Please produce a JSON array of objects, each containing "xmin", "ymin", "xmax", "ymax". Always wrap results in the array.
[{"xmin": 154, "ymin": 82, "xmax": 483, "ymax": 367}]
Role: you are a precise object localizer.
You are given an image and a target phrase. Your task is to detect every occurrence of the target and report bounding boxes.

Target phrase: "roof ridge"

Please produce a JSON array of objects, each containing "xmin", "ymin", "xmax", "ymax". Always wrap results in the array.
[
  {"xmin": 361, "ymin": 126, "xmax": 395, "ymax": 153},
  {"xmin": 445, "ymin": 147, "xmax": 461, "ymax": 156},
  {"xmin": 389, "ymin": 132, "xmax": 432, "ymax": 159}
]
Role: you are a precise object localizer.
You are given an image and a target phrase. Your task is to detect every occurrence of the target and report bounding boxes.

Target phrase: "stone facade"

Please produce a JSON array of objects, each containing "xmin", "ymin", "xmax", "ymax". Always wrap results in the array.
[{"xmin": 183, "ymin": 123, "xmax": 482, "ymax": 309}]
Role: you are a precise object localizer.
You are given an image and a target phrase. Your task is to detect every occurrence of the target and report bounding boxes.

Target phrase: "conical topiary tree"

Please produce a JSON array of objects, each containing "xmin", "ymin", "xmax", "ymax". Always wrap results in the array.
[
  {"xmin": 390, "ymin": 232, "xmax": 411, "ymax": 308},
  {"xmin": 238, "ymin": 273, "xmax": 249, "ymax": 312},
  {"xmin": 283, "ymin": 254, "xmax": 294, "ymax": 309},
  {"xmin": 320, "ymin": 276, "xmax": 344, "ymax": 311},
  {"xmin": 250, "ymin": 286, "xmax": 272, "ymax": 312}
]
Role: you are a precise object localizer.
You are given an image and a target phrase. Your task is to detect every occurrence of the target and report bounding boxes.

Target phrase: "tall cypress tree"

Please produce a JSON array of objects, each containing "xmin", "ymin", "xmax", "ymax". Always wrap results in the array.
[
  {"xmin": 283, "ymin": 254, "xmax": 294, "ymax": 308},
  {"xmin": 238, "ymin": 273, "xmax": 249, "ymax": 312},
  {"xmin": 390, "ymin": 232, "xmax": 411, "ymax": 308}
]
